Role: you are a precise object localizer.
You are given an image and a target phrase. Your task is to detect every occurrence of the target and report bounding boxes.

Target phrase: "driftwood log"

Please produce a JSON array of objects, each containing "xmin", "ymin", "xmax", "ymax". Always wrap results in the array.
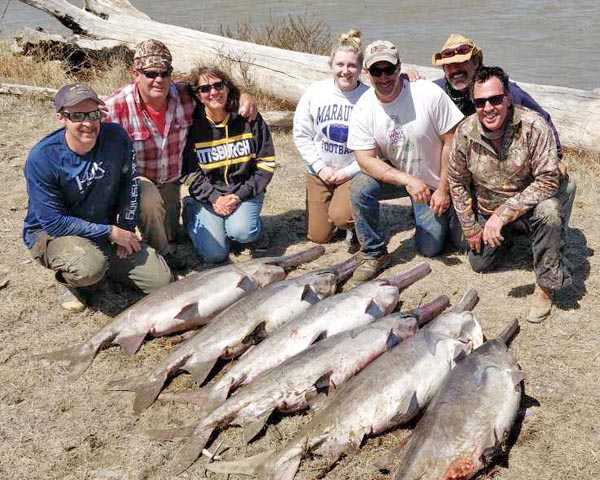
[{"xmin": 15, "ymin": 0, "xmax": 600, "ymax": 152}]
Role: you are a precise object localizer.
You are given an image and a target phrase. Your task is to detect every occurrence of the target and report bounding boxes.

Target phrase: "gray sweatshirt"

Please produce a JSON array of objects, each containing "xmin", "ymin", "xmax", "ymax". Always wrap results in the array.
[{"xmin": 293, "ymin": 78, "xmax": 369, "ymax": 178}]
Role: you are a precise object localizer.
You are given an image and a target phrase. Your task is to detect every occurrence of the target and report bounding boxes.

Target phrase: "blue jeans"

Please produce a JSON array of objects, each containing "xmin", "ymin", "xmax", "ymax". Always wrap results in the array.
[
  {"xmin": 349, "ymin": 173, "xmax": 459, "ymax": 258},
  {"xmin": 183, "ymin": 194, "xmax": 264, "ymax": 263}
]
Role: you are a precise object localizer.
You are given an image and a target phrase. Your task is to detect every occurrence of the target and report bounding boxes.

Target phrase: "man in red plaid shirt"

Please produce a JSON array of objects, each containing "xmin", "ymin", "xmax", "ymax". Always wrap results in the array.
[{"xmin": 104, "ymin": 40, "xmax": 256, "ymax": 269}]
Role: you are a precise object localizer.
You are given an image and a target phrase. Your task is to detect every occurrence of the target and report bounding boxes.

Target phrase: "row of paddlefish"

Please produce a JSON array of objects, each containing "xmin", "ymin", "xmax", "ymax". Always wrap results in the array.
[
  {"xmin": 204, "ymin": 289, "xmax": 523, "ymax": 480},
  {"xmin": 106, "ymin": 255, "xmax": 361, "ymax": 414},
  {"xmin": 35, "ymin": 246, "xmax": 325, "ymax": 377}
]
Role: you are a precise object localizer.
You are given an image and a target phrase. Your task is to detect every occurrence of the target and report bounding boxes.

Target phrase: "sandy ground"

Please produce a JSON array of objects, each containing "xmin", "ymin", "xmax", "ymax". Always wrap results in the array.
[{"xmin": 0, "ymin": 94, "xmax": 599, "ymax": 480}]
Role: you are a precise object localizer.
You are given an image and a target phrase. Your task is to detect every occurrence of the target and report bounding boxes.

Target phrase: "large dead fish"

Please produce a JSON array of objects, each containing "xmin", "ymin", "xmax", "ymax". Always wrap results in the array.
[
  {"xmin": 387, "ymin": 320, "xmax": 522, "ymax": 480},
  {"xmin": 159, "ymin": 262, "xmax": 432, "ymax": 411},
  {"xmin": 157, "ymin": 295, "xmax": 449, "ymax": 476},
  {"xmin": 35, "ymin": 246, "xmax": 325, "ymax": 378},
  {"xmin": 205, "ymin": 289, "xmax": 484, "ymax": 480},
  {"xmin": 106, "ymin": 255, "xmax": 356, "ymax": 415}
]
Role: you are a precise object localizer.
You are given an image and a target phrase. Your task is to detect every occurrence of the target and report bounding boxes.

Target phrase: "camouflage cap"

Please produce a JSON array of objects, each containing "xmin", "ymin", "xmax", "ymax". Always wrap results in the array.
[{"xmin": 133, "ymin": 39, "xmax": 172, "ymax": 70}]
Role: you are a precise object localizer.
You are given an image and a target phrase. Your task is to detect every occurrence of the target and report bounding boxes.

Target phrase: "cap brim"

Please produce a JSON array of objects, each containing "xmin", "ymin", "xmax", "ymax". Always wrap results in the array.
[{"xmin": 365, "ymin": 54, "xmax": 400, "ymax": 69}]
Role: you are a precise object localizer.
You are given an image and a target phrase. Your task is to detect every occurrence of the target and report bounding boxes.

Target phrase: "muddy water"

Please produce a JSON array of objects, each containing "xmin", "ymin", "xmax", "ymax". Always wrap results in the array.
[{"xmin": 1, "ymin": 0, "xmax": 598, "ymax": 89}]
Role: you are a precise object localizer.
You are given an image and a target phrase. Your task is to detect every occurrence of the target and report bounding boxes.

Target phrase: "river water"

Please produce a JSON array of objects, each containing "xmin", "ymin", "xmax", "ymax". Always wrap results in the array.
[{"xmin": 1, "ymin": 0, "xmax": 598, "ymax": 90}]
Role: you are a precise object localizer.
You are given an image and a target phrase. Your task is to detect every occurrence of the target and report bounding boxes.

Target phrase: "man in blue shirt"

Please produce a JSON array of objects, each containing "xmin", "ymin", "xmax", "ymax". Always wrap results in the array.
[{"xmin": 23, "ymin": 83, "xmax": 173, "ymax": 311}]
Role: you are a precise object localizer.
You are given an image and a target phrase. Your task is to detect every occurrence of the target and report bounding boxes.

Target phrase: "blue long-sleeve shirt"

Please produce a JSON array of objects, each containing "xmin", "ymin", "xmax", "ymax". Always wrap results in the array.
[
  {"xmin": 434, "ymin": 77, "xmax": 563, "ymax": 159},
  {"xmin": 23, "ymin": 122, "xmax": 139, "ymax": 248}
]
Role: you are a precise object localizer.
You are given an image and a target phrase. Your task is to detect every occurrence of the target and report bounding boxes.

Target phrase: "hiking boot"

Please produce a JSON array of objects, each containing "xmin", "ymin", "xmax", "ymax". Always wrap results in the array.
[
  {"xmin": 345, "ymin": 229, "xmax": 360, "ymax": 254},
  {"xmin": 253, "ymin": 229, "xmax": 270, "ymax": 252},
  {"xmin": 56, "ymin": 283, "xmax": 86, "ymax": 312},
  {"xmin": 527, "ymin": 284, "xmax": 553, "ymax": 323},
  {"xmin": 351, "ymin": 252, "xmax": 391, "ymax": 283}
]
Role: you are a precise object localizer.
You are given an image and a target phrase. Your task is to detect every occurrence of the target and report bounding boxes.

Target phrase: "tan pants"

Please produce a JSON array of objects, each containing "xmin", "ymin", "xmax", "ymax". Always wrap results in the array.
[
  {"xmin": 138, "ymin": 177, "xmax": 181, "ymax": 255},
  {"xmin": 306, "ymin": 173, "xmax": 353, "ymax": 244},
  {"xmin": 30, "ymin": 234, "xmax": 173, "ymax": 294}
]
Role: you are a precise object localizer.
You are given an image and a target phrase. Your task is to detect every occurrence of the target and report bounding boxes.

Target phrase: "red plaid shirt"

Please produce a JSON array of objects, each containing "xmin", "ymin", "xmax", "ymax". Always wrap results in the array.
[{"xmin": 104, "ymin": 81, "xmax": 195, "ymax": 184}]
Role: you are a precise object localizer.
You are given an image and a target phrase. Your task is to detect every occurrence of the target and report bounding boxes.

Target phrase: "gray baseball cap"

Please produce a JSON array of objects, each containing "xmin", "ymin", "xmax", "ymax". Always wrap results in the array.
[{"xmin": 54, "ymin": 83, "xmax": 105, "ymax": 112}]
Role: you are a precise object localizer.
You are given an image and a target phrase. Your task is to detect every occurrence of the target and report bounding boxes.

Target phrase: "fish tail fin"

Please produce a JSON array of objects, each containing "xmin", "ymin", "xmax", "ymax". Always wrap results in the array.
[
  {"xmin": 168, "ymin": 428, "xmax": 214, "ymax": 475},
  {"xmin": 106, "ymin": 372, "xmax": 168, "ymax": 415},
  {"xmin": 205, "ymin": 450, "xmax": 276, "ymax": 476},
  {"xmin": 35, "ymin": 341, "xmax": 97, "ymax": 378}
]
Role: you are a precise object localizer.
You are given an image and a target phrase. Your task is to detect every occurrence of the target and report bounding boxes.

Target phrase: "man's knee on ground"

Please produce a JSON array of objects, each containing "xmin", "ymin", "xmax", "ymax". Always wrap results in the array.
[
  {"xmin": 202, "ymin": 249, "xmax": 230, "ymax": 264},
  {"xmin": 468, "ymin": 252, "xmax": 496, "ymax": 273},
  {"xmin": 227, "ymin": 224, "xmax": 260, "ymax": 244}
]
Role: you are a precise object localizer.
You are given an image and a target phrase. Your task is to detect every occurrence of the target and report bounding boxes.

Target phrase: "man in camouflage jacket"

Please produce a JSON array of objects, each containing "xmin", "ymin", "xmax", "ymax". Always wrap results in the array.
[{"xmin": 448, "ymin": 66, "xmax": 571, "ymax": 323}]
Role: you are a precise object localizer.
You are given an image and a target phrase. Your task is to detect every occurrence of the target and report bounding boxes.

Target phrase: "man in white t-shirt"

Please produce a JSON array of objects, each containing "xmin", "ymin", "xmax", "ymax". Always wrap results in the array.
[{"xmin": 347, "ymin": 40, "xmax": 464, "ymax": 282}]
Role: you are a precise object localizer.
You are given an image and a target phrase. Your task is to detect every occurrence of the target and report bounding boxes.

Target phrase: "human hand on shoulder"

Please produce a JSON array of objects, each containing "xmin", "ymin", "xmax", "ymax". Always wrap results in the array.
[{"xmin": 238, "ymin": 92, "xmax": 258, "ymax": 121}]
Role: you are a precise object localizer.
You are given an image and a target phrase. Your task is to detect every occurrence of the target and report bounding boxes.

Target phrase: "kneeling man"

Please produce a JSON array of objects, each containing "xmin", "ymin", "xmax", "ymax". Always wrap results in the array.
[
  {"xmin": 23, "ymin": 83, "xmax": 173, "ymax": 312},
  {"xmin": 448, "ymin": 66, "xmax": 571, "ymax": 323}
]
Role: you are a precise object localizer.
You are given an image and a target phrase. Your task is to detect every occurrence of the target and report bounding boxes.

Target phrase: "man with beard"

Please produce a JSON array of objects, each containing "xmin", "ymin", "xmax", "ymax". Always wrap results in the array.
[
  {"xmin": 23, "ymin": 84, "xmax": 173, "ymax": 311},
  {"xmin": 347, "ymin": 40, "xmax": 464, "ymax": 282},
  {"xmin": 448, "ymin": 67, "xmax": 571, "ymax": 323},
  {"xmin": 432, "ymin": 34, "xmax": 575, "ymax": 227}
]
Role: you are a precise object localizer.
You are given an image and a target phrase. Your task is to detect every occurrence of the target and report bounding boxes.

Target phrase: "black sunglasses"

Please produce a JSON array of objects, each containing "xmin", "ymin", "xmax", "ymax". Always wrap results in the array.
[
  {"xmin": 368, "ymin": 64, "xmax": 398, "ymax": 77},
  {"xmin": 473, "ymin": 94, "xmax": 506, "ymax": 109},
  {"xmin": 192, "ymin": 81, "xmax": 226, "ymax": 94},
  {"xmin": 138, "ymin": 68, "xmax": 173, "ymax": 79},
  {"xmin": 60, "ymin": 110, "xmax": 103, "ymax": 122}
]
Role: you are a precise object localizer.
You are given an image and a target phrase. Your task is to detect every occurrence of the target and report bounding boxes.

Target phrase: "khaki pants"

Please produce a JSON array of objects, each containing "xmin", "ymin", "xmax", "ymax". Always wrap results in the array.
[
  {"xmin": 139, "ymin": 177, "xmax": 181, "ymax": 255},
  {"xmin": 306, "ymin": 174, "xmax": 353, "ymax": 243},
  {"xmin": 30, "ymin": 234, "xmax": 173, "ymax": 294}
]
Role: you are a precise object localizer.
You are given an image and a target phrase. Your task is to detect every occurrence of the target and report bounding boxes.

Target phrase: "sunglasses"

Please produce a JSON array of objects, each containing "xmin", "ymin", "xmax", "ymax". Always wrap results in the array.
[
  {"xmin": 368, "ymin": 64, "xmax": 398, "ymax": 77},
  {"xmin": 60, "ymin": 110, "xmax": 103, "ymax": 122},
  {"xmin": 138, "ymin": 68, "xmax": 172, "ymax": 79},
  {"xmin": 438, "ymin": 44, "xmax": 473, "ymax": 60},
  {"xmin": 193, "ymin": 81, "xmax": 226, "ymax": 93},
  {"xmin": 473, "ymin": 94, "xmax": 506, "ymax": 109}
]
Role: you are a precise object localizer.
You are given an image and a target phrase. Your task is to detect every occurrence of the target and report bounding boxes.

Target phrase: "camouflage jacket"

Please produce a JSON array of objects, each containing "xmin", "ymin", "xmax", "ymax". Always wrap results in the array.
[{"xmin": 448, "ymin": 105, "xmax": 560, "ymax": 237}]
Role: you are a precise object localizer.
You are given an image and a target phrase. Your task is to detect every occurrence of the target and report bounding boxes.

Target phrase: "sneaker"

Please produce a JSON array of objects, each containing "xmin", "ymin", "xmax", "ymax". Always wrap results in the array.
[
  {"xmin": 351, "ymin": 252, "xmax": 391, "ymax": 283},
  {"xmin": 56, "ymin": 283, "xmax": 86, "ymax": 312},
  {"xmin": 162, "ymin": 252, "xmax": 187, "ymax": 271},
  {"xmin": 253, "ymin": 229, "xmax": 270, "ymax": 252},
  {"xmin": 345, "ymin": 229, "xmax": 360, "ymax": 254},
  {"xmin": 527, "ymin": 284, "xmax": 553, "ymax": 323}
]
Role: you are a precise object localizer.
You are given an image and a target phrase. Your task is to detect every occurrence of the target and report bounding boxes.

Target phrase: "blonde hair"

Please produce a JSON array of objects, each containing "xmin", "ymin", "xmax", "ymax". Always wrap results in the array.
[{"xmin": 329, "ymin": 29, "xmax": 363, "ymax": 66}]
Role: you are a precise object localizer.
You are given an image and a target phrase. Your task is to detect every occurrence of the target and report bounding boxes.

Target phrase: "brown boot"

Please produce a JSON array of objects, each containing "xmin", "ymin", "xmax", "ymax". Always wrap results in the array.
[
  {"xmin": 350, "ymin": 252, "xmax": 391, "ymax": 284},
  {"xmin": 527, "ymin": 284, "xmax": 553, "ymax": 323}
]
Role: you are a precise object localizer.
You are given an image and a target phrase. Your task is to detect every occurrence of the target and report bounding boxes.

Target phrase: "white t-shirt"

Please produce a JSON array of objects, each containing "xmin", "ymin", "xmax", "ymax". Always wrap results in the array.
[
  {"xmin": 293, "ymin": 78, "xmax": 370, "ymax": 177},
  {"xmin": 347, "ymin": 79, "xmax": 464, "ymax": 189}
]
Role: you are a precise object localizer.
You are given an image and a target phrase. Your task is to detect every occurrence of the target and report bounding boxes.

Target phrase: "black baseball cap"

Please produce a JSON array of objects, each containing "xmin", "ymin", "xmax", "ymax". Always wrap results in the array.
[{"xmin": 54, "ymin": 83, "xmax": 105, "ymax": 112}]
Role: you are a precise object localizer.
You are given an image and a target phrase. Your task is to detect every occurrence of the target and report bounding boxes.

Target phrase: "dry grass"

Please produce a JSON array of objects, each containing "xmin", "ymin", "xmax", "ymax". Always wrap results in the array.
[{"xmin": 214, "ymin": 12, "xmax": 332, "ymax": 56}]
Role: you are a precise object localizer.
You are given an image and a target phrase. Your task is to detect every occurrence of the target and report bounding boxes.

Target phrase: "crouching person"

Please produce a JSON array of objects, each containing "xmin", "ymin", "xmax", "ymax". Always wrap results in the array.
[
  {"xmin": 23, "ymin": 83, "xmax": 173, "ymax": 312},
  {"xmin": 181, "ymin": 67, "xmax": 275, "ymax": 264},
  {"xmin": 448, "ymin": 67, "xmax": 571, "ymax": 323}
]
